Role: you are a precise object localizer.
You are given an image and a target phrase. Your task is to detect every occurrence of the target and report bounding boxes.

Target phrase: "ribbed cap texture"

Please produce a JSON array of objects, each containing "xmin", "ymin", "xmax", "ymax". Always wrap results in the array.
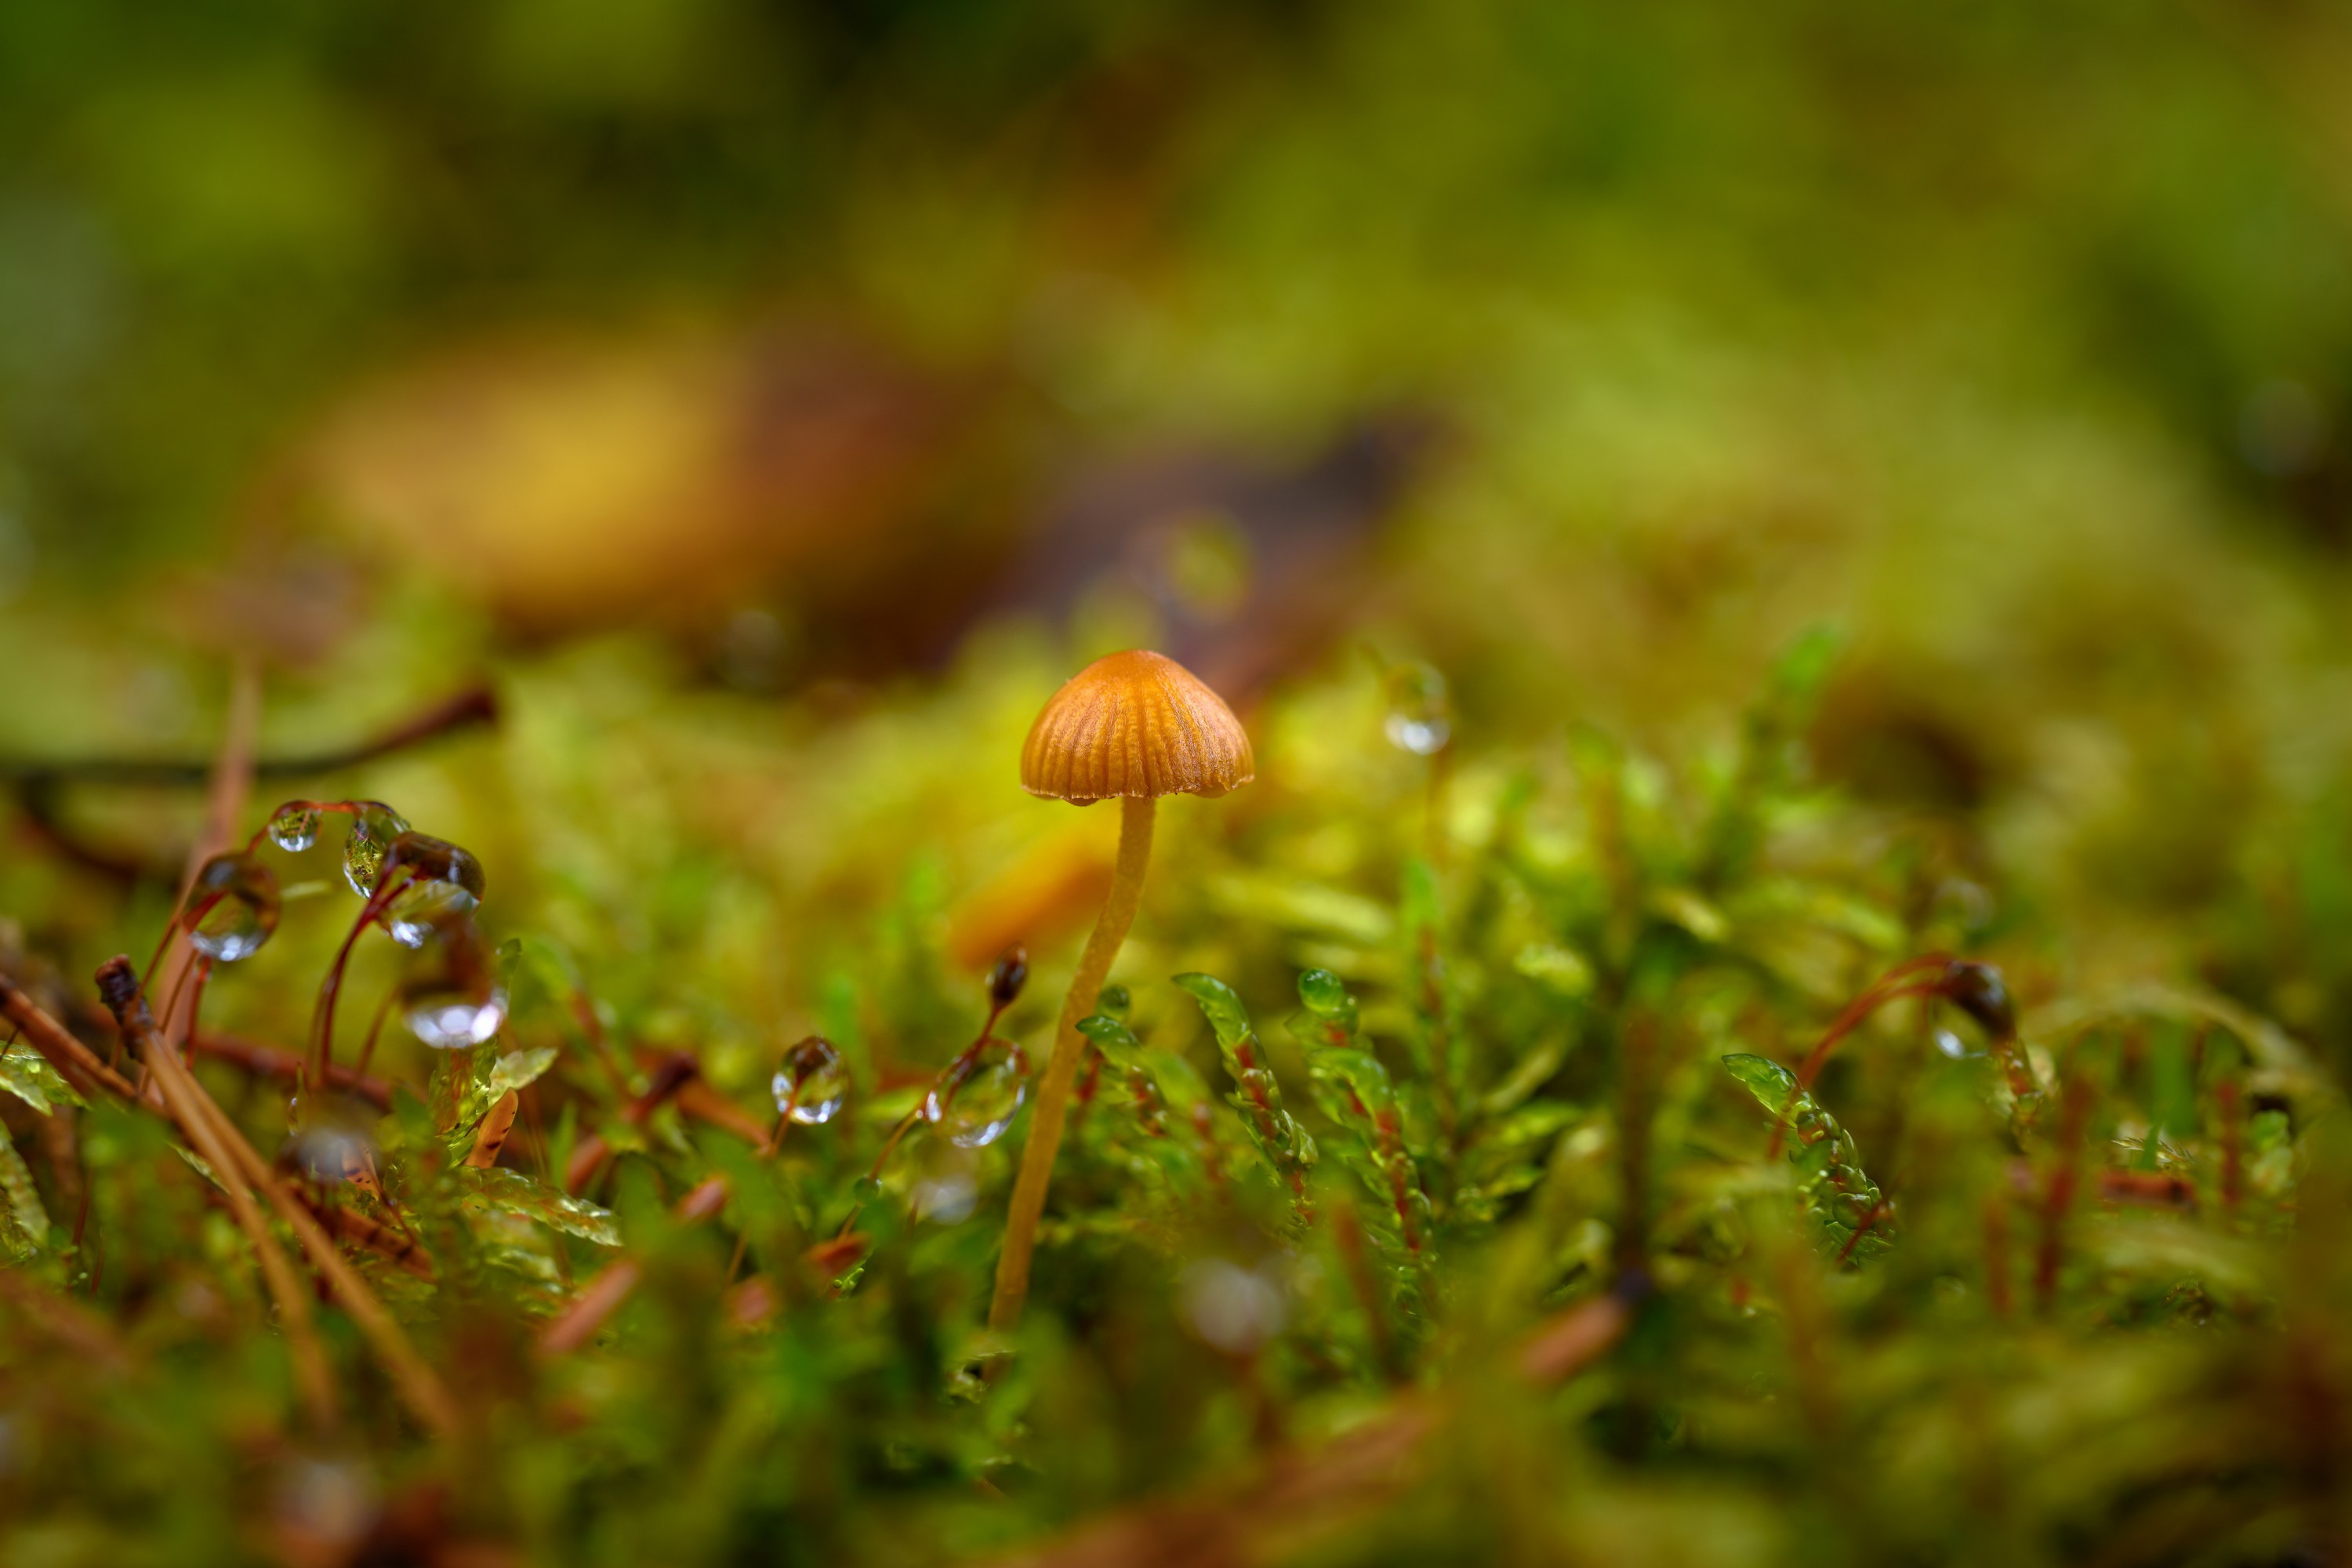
[{"xmin": 1020, "ymin": 650, "xmax": 1254, "ymax": 802}]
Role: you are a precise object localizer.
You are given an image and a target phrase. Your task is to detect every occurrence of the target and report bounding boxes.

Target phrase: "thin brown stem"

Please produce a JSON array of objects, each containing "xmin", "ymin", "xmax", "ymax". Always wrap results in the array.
[
  {"xmin": 353, "ymin": 985, "xmax": 400, "ymax": 1080},
  {"xmin": 2034, "ymin": 1074, "xmax": 2096, "ymax": 1315},
  {"xmin": 990, "ymin": 793, "xmax": 1155, "ymax": 1333},
  {"xmin": 1762, "ymin": 956, "xmax": 1955, "ymax": 1159},
  {"xmin": 109, "ymin": 970, "xmax": 339, "ymax": 1434},
  {"xmin": 0, "ymin": 974, "xmax": 137, "ymax": 1102},
  {"xmin": 2218, "ymin": 1077, "xmax": 2245, "ymax": 1212},
  {"xmin": 100, "ymin": 957, "xmax": 463, "ymax": 1441},
  {"xmin": 190, "ymin": 1033, "xmax": 393, "ymax": 1110},
  {"xmin": 310, "ymin": 867, "xmax": 415, "ymax": 1090},
  {"xmin": 151, "ymin": 660, "xmax": 260, "ymax": 1054},
  {"xmin": 539, "ymin": 1175, "xmax": 731, "ymax": 1357},
  {"xmin": 1984, "ymin": 1192, "xmax": 2013, "ymax": 1318}
]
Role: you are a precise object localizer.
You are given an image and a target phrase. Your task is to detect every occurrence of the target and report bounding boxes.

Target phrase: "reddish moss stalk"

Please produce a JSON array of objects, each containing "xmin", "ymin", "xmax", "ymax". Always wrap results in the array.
[
  {"xmin": 1766, "ymin": 953, "xmax": 1957, "ymax": 1159},
  {"xmin": 2218, "ymin": 1077, "xmax": 2245, "ymax": 1212},
  {"xmin": 2033, "ymin": 1074, "xmax": 2096, "ymax": 1315},
  {"xmin": 566, "ymin": 1052, "xmax": 701, "ymax": 1192},
  {"xmin": 309, "ymin": 866, "xmax": 418, "ymax": 1089},
  {"xmin": 539, "ymin": 1175, "xmax": 731, "ymax": 1356}
]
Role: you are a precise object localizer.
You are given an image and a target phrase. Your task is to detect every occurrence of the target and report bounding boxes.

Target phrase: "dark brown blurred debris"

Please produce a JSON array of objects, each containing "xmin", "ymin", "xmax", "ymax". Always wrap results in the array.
[
  {"xmin": 1809, "ymin": 673, "xmax": 2001, "ymax": 815},
  {"xmin": 974, "ymin": 412, "xmax": 1437, "ymax": 702},
  {"xmin": 149, "ymin": 553, "xmax": 368, "ymax": 669},
  {"xmin": 1, "ymin": 684, "xmax": 497, "ymax": 887},
  {"xmin": 301, "ymin": 314, "xmax": 1431, "ymax": 702},
  {"xmin": 307, "ymin": 323, "xmax": 1004, "ymax": 639}
]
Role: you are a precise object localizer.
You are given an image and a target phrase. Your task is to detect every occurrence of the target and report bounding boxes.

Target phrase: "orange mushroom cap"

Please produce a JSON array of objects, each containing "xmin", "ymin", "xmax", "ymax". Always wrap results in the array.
[{"xmin": 1021, "ymin": 650, "xmax": 1254, "ymax": 804}]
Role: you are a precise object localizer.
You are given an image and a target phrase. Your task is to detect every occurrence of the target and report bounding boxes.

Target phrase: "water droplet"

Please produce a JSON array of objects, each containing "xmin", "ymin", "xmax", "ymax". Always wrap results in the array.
[
  {"xmin": 923, "ymin": 1038, "xmax": 1029, "ymax": 1149},
  {"xmin": 771, "ymin": 1035, "xmax": 847, "ymax": 1125},
  {"xmin": 341, "ymin": 802, "xmax": 412, "ymax": 896},
  {"xmin": 1382, "ymin": 661, "xmax": 1452, "ymax": 756},
  {"xmin": 1296, "ymin": 967, "xmax": 1357, "ymax": 1026},
  {"xmin": 183, "ymin": 853, "xmax": 280, "ymax": 963},
  {"xmin": 407, "ymin": 991, "xmax": 507, "ymax": 1051},
  {"xmin": 910, "ymin": 1142, "xmax": 979, "ymax": 1225},
  {"xmin": 1941, "ymin": 960, "xmax": 2014, "ymax": 1042},
  {"xmin": 265, "ymin": 802, "xmax": 321, "ymax": 853},
  {"xmin": 379, "ymin": 833, "xmax": 486, "ymax": 947},
  {"xmin": 399, "ymin": 918, "xmax": 506, "ymax": 1049},
  {"xmin": 1933, "ymin": 1027, "xmax": 1980, "ymax": 1061},
  {"xmin": 283, "ymin": 1091, "xmax": 382, "ymax": 1191},
  {"xmin": 1179, "ymin": 1258, "xmax": 1287, "ymax": 1353},
  {"xmin": 1385, "ymin": 716, "xmax": 1449, "ymax": 754},
  {"xmin": 1097, "ymin": 983, "xmax": 1131, "ymax": 1018},
  {"xmin": 270, "ymin": 1455, "xmax": 379, "ymax": 1554}
]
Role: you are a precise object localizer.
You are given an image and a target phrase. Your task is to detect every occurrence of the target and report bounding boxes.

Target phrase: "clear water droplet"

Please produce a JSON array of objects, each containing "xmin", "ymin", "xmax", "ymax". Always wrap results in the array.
[
  {"xmin": 341, "ymin": 802, "xmax": 412, "ymax": 897},
  {"xmin": 1385, "ymin": 715, "xmax": 1450, "ymax": 754},
  {"xmin": 1179, "ymin": 1258, "xmax": 1287, "ymax": 1353},
  {"xmin": 407, "ymin": 991, "xmax": 507, "ymax": 1051},
  {"xmin": 1296, "ymin": 967, "xmax": 1357, "ymax": 1026},
  {"xmin": 283, "ymin": 1091, "xmax": 382, "ymax": 1189},
  {"xmin": 399, "ymin": 918, "xmax": 506, "ymax": 1049},
  {"xmin": 1942, "ymin": 960, "xmax": 2015, "ymax": 1043},
  {"xmin": 771, "ymin": 1035, "xmax": 848, "ymax": 1125},
  {"xmin": 270, "ymin": 1454, "xmax": 379, "ymax": 1553},
  {"xmin": 1382, "ymin": 661, "xmax": 1452, "ymax": 756},
  {"xmin": 266, "ymin": 802, "xmax": 321, "ymax": 853},
  {"xmin": 1933, "ymin": 1026, "xmax": 1980, "ymax": 1061},
  {"xmin": 378, "ymin": 833, "xmax": 487, "ymax": 947},
  {"xmin": 923, "ymin": 1038, "xmax": 1029, "ymax": 1149},
  {"xmin": 386, "ymin": 883, "xmax": 480, "ymax": 948},
  {"xmin": 183, "ymin": 852, "xmax": 281, "ymax": 963},
  {"xmin": 910, "ymin": 1142, "xmax": 978, "ymax": 1225}
]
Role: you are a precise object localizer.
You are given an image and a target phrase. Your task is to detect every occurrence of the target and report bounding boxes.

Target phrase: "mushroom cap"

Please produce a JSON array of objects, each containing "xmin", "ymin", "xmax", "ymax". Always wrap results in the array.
[{"xmin": 1021, "ymin": 650, "xmax": 1254, "ymax": 804}]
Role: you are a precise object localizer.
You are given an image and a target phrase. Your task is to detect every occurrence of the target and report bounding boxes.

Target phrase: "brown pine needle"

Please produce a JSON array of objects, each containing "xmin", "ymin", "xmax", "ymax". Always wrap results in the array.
[
  {"xmin": 100, "ymin": 957, "xmax": 464, "ymax": 1442},
  {"xmin": 114, "ymin": 975, "xmax": 341, "ymax": 1435},
  {"xmin": 157, "ymin": 659, "xmax": 263, "ymax": 1051},
  {"xmin": 0, "ymin": 974, "xmax": 139, "ymax": 1102}
]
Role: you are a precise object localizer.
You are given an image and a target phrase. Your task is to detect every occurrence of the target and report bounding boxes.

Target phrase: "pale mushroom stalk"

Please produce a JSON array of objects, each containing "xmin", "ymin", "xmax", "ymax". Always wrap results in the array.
[
  {"xmin": 989, "ymin": 793, "xmax": 1153, "ymax": 1330},
  {"xmin": 989, "ymin": 649, "xmax": 1252, "ymax": 1333}
]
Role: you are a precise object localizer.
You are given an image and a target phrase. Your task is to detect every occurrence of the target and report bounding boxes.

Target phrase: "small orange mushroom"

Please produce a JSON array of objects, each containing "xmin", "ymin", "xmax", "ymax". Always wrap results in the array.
[{"xmin": 989, "ymin": 651, "xmax": 1253, "ymax": 1331}]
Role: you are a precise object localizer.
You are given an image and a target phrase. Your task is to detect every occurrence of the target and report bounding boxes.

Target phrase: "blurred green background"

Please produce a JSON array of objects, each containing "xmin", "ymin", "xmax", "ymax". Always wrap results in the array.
[
  {"xmin": 16, "ymin": 10, "xmax": 2352, "ymax": 1564},
  {"xmin": 9, "ymin": 0, "xmax": 2352, "ymax": 1051}
]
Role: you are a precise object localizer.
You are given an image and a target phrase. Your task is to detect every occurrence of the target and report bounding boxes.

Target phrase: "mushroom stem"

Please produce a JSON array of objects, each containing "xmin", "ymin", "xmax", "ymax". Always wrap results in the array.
[{"xmin": 991, "ymin": 793, "xmax": 1156, "ymax": 1331}]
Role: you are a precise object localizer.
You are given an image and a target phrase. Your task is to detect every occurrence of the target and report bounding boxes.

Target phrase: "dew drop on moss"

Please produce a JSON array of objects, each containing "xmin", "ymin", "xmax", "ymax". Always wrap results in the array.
[
  {"xmin": 341, "ymin": 802, "xmax": 412, "ymax": 896},
  {"xmin": 283, "ymin": 1091, "xmax": 382, "ymax": 1189},
  {"xmin": 1942, "ymin": 960, "xmax": 2015, "ymax": 1042},
  {"xmin": 183, "ymin": 853, "xmax": 280, "ymax": 963},
  {"xmin": 379, "ymin": 833, "xmax": 486, "ymax": 947},
  {"xmin": 1933, "ymin": 1027, "xmax": 1973, "ymax": 1060},
  {"xmin": 909, "ymin": 1142, "xmax": 978, "ymax": 1224},
  {"xmin": 265, "ymin": 802, "xmax": 321, "ymax": 853},
  {"xmin": 1382, "ymin": 661, "xmax": 1452, "ymax": 756},
  {"xmin": 407, "ymin": 990, "xmax": 507, "ymax": 1051},
  {"xmin": 400, "ymin": 917, "xmax": 506, "ymax": 1048},
  {"xmin": 924, "ymin": 1039, "xmax": 1028, "ymax": 1148},
  {"xmin": 1297, "ymin": 967, "xmax": 1358, "ymax": 1026},
  {"xmin": 771, "ymin": 1035, "xmax": 847, "ymax": 1125}
]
